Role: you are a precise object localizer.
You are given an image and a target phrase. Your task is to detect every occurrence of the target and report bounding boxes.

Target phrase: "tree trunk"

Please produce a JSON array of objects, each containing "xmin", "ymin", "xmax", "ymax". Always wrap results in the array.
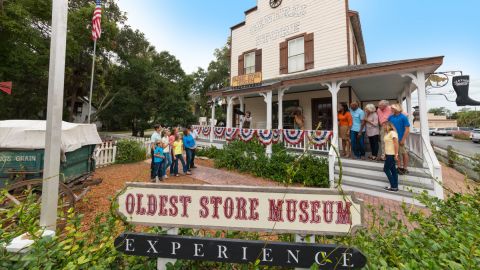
[
  {"xmin": 68, "ymin": 88, "xmax": 78, "ymax": 122},
  {"xmin": 131, "ymin": 118, "xmax": 138, "ymax": 137}
]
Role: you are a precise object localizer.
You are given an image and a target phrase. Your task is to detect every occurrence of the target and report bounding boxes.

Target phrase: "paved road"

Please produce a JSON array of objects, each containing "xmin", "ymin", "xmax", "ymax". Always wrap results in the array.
[{"xmin": 430, "ymin": 135, "xmax": 480, "ymax": 157}]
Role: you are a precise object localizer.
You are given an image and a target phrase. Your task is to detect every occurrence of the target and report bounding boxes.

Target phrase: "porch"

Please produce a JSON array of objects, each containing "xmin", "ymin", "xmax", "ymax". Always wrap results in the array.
[{"xmin": 203, "ymin": 57, "xmax": 445, "ymax": 203}]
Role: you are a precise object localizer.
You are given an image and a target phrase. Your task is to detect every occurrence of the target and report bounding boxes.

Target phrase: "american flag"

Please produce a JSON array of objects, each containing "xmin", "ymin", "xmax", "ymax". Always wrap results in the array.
[{"xmin": 91, "ymin": 0, "xmax": 102, "ymax": 41}]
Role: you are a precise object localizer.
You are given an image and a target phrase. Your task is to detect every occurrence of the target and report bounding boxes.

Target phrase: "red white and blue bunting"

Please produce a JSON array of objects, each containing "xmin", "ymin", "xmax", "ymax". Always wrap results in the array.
[
  {"xmin": 257, "ymin": 129, "xmax": 273, "ymax": 145},
  {"xmin": 193, "ymin": 126, "xmax": 202, "ymax": 135},
  {"xmin": 214, "ymin": 127, "xmax": 226, "ymax": 138},
  {"xmin": 307, "ymin": 130, "xmax": 333, "ymax": 146},
  {"xmin": 239, "ymin": 129, "xmax": 256, "ymax": 142},
  {"xmin": 202, "ymin": 126, "xmax": 211, "ymax": 136},
  {"xmin": 283, "ymin": 129, "xmax": 304, "ymax": 145},
  {"xmin": 225, "ymin": 128, "xmax": 238, "ymax": 141},
  {"xmin": 272, "ymin": 129, "xmax": 281, "ymax": 144}
]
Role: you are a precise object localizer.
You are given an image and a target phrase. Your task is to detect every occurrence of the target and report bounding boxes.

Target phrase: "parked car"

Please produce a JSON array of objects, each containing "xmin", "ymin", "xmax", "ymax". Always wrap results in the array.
[
  {"xmin": 430, "ymin": 128, "xmax": 438, "ymax": 136},
  {"xmin": 436, "ymin": 128, "xmax": 448, "ymax": 136},
  {"xmin": 471, "ymin": 129, "xmax": 480, "ymax": 143}
]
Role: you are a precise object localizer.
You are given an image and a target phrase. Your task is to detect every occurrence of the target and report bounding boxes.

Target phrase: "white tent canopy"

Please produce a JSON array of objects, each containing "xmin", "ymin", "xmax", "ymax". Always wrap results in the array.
[{"xmin": 0, "ymin": 120, "xmax": 102, "ymax": 152}]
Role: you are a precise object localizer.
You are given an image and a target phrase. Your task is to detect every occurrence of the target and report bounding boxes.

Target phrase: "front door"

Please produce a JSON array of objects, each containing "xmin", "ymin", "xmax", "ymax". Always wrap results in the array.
[{"xmin": 312, "ymin": 98, "xmax": 333, "ymax": 130}]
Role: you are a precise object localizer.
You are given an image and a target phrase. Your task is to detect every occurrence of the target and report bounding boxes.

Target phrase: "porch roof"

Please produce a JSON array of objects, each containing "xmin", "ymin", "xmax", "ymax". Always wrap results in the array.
[{"xmin": 208, "ymin": 56, "xmax": 444, "ymax": 100}]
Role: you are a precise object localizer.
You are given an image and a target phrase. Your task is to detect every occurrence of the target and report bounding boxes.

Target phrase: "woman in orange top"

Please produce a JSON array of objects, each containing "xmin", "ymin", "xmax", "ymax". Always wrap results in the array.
[{"xmin": 338, "ymin": 103, "xmax": 353, "ymax": 157}]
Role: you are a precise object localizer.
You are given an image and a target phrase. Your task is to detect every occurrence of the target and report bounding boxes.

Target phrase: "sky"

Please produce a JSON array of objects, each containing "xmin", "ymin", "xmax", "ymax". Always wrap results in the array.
[{"xmin": 117, "ymin": 0, "xmax": 480, "ymax": 112}]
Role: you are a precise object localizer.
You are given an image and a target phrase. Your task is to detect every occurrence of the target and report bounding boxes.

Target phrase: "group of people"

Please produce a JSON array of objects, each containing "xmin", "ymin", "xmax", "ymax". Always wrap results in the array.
[
  {"xmin": 338, "ymin": 100, "xmax": 411, "ymax": 192},
  {"xmin": 149, "ymin": 125, "xmax": 198, "ymax": 182}
]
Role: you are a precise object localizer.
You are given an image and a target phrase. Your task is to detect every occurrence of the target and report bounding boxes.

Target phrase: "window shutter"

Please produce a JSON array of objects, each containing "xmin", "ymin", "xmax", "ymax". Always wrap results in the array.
[
  {"xmin": 279, "ymin": 41, "xmax": 288, "ymax": 74},
  {"xmin": 304, "ymin": 33, "xmax": 314, "ymax": 70},
  {"xmin": 255, "ymin": 49, "xmax": 262, "ymax": 73},
  {"xmin": 238, "ymin": 54, "xmax": 245, "ymax": 76}
]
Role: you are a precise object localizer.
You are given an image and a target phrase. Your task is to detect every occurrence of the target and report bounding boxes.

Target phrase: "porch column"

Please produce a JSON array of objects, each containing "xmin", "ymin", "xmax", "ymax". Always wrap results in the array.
[
  {"xmin": 322, "ymin": 80, "xmax": 348, "ymax": 147},
  {"xmin": 210, "ymin": 98, "xmax": 217, "ymax": 143},
  {"xmin": 226, "ymin": 96, "xmax": 237, "ymax": 128},
  {"xmin": 405, "ymin": 85, "xmax": 413, "ymax": 126},
  {"xmin": 416, "ymin": 71, "xmax": 430, "ymax": 141},
  {"xmin": 277, "ymin": 88, "xmax": 288, "ymax": 130},
  {"xmin": 239, "ymin": 96, "xmax": 245, "ymax": 112},
  {"xmin": 261, "ymin": 91, "xmax": 273, "ymax": 157}
]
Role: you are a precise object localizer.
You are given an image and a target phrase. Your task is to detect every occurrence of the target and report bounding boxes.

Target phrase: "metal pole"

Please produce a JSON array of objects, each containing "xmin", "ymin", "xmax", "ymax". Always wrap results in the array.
[
  {"xmin": 40, "ymin": 0, "xmax": 69, "ymax": 231},
  {"xmin": 88, "ymin": 40, "xmax": 97, "ymax": 124}
]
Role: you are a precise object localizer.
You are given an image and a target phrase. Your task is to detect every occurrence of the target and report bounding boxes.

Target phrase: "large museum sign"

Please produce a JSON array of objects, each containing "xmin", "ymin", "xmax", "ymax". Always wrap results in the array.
[{"xmin": 117, "ymin": 183, "xmax": 363, "ymax": 235}]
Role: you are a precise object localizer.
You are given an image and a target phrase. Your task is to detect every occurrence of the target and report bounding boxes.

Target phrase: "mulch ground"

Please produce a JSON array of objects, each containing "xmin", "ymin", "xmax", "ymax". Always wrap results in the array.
[{"xmin": 76, "ymin": 161, "xmax": 206, "ymax": 229}]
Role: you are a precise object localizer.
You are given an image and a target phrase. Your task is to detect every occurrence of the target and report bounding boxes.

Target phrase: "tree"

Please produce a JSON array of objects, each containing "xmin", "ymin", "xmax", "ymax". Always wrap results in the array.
[
  {"xmin": 428, "ymin": 107, "xmax": 451, "ymax": 117},
  {"xmin": 0, "ymin": 0, "xmax": 196, "ymax": 134},
  {"xmin": 191, "ymin": 38, "xmax": 231, "ymax": 117},
  {"xmin": 457, "ymin": 111, "xmax": 480, "ymax": 128}
]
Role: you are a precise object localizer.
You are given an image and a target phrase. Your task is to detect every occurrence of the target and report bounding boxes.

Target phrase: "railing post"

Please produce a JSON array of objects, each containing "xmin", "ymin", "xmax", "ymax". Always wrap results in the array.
[{"xmin": 112, "ymin": 145, "xmax": 117, "ymax": 164}]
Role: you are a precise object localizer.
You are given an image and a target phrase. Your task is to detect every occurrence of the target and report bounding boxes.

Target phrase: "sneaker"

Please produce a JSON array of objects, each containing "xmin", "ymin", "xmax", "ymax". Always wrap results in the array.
[
  {"xmin": 384, "ymin": 186, "xmax": 391, "ymax": 191},
  {"xmin": 191, "ymin": 166, "xmax": 198, "ymax": 169},
  {"xmin": 175, "ymin": 174, "xmax": 180, "ymax": 177},
  {"xmin": 186, "ymin": 171, "xmax": 192, "ymax": 175},
  {"xmin": 164, "ymin": 175, "xmax": 169, "ymax": 179},
  {"xmin": 397, "ymin": 168, "xmax": 405, "ymax": 175},
  {"xmin": 385, "ymin": 187, "xmax": 399, "ymax": 193}
]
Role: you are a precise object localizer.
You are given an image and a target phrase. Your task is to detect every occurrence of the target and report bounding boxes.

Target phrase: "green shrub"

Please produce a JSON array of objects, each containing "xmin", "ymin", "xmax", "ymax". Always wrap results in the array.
[
  {"xmin": 195, "ymin": 146, "xmax": 221, "ymax": 159},
  {"xmin": 115, "ymin": 140, "xmax": 147, "ymax": 164},
  {"xmin": 213, "ymin": 140, "xmax": 329, "ymax": 187},
  {"xmin": 447, "ymin": 145, "xmax": 459, "ymax": 168},
  {"xmin": 342, "ymin": 189, "xmax": 480, "ymax": 269}
]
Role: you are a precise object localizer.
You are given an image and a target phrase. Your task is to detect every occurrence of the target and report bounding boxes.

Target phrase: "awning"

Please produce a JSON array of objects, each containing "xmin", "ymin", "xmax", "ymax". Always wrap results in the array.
[{"xmin": 0, "ymin": 120, "xmax": 102, "ymax": 152}]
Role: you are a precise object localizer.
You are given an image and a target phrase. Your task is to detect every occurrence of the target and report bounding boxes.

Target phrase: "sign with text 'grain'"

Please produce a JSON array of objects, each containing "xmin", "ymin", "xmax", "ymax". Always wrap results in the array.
[{"xmin": 117, "ymin": 184, "xmax": 363, "ymax": 235}]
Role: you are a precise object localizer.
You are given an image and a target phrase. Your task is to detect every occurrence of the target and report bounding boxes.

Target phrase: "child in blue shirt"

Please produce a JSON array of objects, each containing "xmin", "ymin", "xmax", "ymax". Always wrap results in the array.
[{"xmin": 153, "ymin": 140, "xmax": 165, "ymax": 182}]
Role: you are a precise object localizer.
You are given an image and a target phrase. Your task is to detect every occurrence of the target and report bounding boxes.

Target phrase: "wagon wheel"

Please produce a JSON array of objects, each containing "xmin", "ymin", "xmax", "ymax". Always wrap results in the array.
[{"xmin": 0, "ymin": 180, "xmax": 76, "ymax": 230}]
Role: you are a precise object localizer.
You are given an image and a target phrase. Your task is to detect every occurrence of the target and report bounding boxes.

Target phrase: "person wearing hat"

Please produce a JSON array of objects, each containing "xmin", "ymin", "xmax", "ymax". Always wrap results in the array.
[{"xmin": 388, "ymin": 104, "xmax": 410, "ymax": 174}]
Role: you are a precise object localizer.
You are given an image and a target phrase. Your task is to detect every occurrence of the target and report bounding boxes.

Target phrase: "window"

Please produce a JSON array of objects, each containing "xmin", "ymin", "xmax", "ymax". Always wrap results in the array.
[
  {"xmin": 244, "ymin": 52, "xmax": 256, "ymax": 75},
  {"xmin": 288, "ymin": 37, "xmax": 305, "ymax": 73}
]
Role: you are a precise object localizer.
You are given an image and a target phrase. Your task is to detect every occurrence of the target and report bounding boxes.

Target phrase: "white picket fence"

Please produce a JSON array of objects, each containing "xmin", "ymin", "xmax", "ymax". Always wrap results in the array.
[
  {"xmin": 94, "ymin": 141, "xmax": 117, "ymax": 168},
  {"xmin": 94, "ymin": 137, "xmax": 151, "ymax": 168}
]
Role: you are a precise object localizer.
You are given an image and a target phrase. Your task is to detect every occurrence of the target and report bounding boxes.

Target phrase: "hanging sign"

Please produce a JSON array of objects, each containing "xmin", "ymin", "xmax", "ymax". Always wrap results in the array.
[
  {"xmin": 117, "ymin": 184, "xmax": 363, "ymax": 235},
  {"xmin": 231, "ymin": 72, "xmax": 262, "ymax": 88},
  {"xmin": 114, "ymin": 233, "xmax": 367, "ymax": 269}
]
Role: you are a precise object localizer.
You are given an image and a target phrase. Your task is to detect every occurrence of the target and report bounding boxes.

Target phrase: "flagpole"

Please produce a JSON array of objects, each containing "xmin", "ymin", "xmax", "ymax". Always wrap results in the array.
[{"xmin": 88, "ymin": 39, "xmax": 97, "ymax": 124}]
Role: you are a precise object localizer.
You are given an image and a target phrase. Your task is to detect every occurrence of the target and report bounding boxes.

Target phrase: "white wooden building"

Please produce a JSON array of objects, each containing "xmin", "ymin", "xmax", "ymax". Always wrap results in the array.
[{"xmin": 200, "ymin": 0, "xmax": 444, "ymax": 204}]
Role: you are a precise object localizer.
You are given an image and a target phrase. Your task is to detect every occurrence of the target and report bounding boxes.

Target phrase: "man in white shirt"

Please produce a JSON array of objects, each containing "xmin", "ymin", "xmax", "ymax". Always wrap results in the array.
[{"xmin": 150, "ymin": 124, "xmax": 162, "ymax": 179}]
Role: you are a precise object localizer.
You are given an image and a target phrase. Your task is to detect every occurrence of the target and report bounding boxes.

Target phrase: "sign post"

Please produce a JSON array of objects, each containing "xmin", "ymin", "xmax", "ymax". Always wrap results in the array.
[{"xmin": 40, "ymin": 0, "xmax": 69, "ymax": 230}]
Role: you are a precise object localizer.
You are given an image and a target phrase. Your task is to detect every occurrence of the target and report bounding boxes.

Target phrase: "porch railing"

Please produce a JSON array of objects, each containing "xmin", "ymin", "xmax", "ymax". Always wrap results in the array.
[
  {"xmin": 192, "ymin": 125, "xmax": 331, "ymax": 153},
  {"xmin": 406, "ymin": 133, "xmax": 444, "ymax": 199}
]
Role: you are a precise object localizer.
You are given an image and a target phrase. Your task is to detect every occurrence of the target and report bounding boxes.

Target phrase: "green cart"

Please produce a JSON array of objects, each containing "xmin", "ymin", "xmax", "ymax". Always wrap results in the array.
[{"xmin": 0, "ymin": 120, "xmax": 103, "ymax": 217}]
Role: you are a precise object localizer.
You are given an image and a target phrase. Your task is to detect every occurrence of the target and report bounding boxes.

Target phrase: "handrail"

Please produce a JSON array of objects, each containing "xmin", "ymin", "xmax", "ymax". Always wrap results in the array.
[
  {"xmin": 328, "ymin": 134, "xmax": 338, "ymax": 188},
  {"xmin": 420, "ymin": 135, "xmax": 444, "ymax": 199}
]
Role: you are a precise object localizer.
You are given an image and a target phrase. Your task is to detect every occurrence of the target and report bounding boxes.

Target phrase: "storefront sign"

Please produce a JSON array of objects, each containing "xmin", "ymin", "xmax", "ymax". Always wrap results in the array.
[
  {"xmin": 231, "ymin": 72, "xmax": 263, "ymax": 88},
  {"xmin": 117, "ymin": 184, "xmax": 363, "ymax": 235},
  {"xmin": 115, "ymin": 233, "xmax": 367, "ymax": 269}
]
